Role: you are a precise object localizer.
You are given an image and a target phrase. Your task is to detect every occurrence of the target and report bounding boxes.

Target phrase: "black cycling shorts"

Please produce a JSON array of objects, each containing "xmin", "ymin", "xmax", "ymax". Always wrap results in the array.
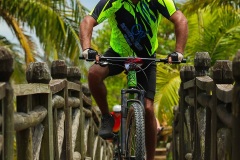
[{"xmin": 103, "ymin": 48, "xmax": 156, "ymax": 100}]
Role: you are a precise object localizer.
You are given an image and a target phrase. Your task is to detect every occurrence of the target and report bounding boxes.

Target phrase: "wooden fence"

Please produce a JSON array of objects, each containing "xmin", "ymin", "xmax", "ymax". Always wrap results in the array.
[
  {"xmin": 0, "ymin": 47, "xmax": 113, "ymax": 160},
  {"xmin": 173, "ymin": 51, "xmax": 240, "ymax": 160}
]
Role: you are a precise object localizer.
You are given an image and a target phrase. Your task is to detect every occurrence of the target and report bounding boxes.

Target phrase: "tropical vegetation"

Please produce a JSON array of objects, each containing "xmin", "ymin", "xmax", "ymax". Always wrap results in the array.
[{"xmin": 0, "ymin": 0, "xmax": 88, "ymax": 83}]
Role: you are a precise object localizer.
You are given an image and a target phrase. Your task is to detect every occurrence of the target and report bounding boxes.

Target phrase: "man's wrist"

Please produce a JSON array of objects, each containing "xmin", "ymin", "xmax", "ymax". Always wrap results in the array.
[
  {"xmin": 175, "ymin": 51, "xmax": 183, "ymax": 61},
  {"xmin": 175, "ymin": 51, "xmax": 183, "ymax": 55}
]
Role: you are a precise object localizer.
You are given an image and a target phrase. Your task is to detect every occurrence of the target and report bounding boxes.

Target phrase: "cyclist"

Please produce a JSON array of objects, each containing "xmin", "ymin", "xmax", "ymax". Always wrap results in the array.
[{"xmin": 79, "ymin": 0, "xmax": 188, "ymax": 159}]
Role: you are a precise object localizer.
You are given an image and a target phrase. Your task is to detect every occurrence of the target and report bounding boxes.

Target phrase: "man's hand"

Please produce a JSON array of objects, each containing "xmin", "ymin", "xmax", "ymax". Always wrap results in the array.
[
  {"xmin": 167, "ymin": 52, "xmax": 183, "ymax": 63},
  {"xmin": 82, "ymin": 48, "xmax": 99, "ymax": 60}
]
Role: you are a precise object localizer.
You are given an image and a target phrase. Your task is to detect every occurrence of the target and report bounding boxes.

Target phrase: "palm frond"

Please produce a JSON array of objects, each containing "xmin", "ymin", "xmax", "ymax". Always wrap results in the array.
[
  {"xmin": 185, "ymin": 8, "xmax": 240, "ymax": 65},
  {"xmin": 1, "ymin": 0, "xmax": 88, "ymax": 65},
  {"xmin": 154, "ymin": 64, "xmax": 181, "ymax": 123},
  {"xmin": 1, "ymin": 11, "xmax": 35, "ymax": 63}
]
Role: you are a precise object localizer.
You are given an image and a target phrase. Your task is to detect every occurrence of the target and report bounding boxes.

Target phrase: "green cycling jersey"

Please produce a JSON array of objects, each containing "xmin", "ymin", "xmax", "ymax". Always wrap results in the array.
[{"xmin": 90, "ymin": 0, "xmax": 178, "ymax": 57}]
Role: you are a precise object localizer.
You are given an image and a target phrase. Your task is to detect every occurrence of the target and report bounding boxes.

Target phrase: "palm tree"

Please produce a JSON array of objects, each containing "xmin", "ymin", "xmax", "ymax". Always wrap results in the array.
[
  {"xmin": 183, "ymin": 0, "xmax": 240, "ymax": 65},
  {"xmin": 0, "ymin": 0, "xmax": 89, "ymax": 82}
]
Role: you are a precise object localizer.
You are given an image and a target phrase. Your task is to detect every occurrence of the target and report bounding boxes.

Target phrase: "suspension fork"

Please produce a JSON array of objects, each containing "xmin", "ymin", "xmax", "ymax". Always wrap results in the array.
[{"xmin": 120, "ymin": 88, "xmax": 145, "ymax": 156}]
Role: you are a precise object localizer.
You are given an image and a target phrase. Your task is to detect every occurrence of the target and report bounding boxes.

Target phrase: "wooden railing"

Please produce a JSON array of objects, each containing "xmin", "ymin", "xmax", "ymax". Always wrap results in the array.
[
  {"xmin": 0, "ymin": 47, "xmax": 113, "ymax": 160},
  {"xmin": 172, "ymin": 51, "xmax": 240, "ymax": 160}
]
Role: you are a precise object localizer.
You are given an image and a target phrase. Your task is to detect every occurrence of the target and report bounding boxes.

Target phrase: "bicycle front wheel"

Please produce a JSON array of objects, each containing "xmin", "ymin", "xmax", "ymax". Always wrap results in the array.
[{"xmin": 125, "ymin": 102, "xmax": 145, "ymax": 159}]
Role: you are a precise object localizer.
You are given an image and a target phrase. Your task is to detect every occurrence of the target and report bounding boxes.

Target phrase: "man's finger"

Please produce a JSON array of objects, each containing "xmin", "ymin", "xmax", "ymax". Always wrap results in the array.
[
  {"xmin": 96, "ymin": 55, "xmax": 100, "ymax": 62},
  {"xmin": 168, "ymin": 57, "xmax": 172, "ymax": 63}
]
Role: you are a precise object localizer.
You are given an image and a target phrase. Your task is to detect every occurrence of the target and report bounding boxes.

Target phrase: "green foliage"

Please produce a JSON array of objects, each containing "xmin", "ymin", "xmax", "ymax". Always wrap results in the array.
[
  {"xmin": 92, "ymin": 21, "xmax": 112, "ymax": 53},
  {"xmin": 105, "ymin": 73, "xmax": 127, "ymax": 111},
  {"xmin": 0, "ymin": 36, "xmax": 26, "ymax": 83},
  {"xmin": 157, "ymin": 17, "xmax": 175, "ymax": 55},
  {"xmin": 154, "ymin": 64, "xmax": 181, "ymax": 124},
  {"xmin": 184, "ymin": 4, "xmax": 240, "ymax": 65}
]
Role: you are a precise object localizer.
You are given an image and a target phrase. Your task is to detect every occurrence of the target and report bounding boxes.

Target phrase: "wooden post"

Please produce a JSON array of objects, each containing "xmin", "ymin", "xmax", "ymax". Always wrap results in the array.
[
  {"xmin": 0, "ymin": 47, "xmax": 14, "ymax": 160},
  {"xmin": 193, "ymin": 52, "xmax": 211, "ymax": 160},
  {"xmin": 24, "ymin": 62, "xmax": 53, "ymax": 160},
  {"xmin": 194, "ymin": 52, "xmax": 211, "ymax": 77},
  {"xmin": 232, "ymin": 51, "xmax": 240, "ymax": 160},
  {"xmin": 178, "ymin": 65, "xmax": 195, "ymax": 160},
  {"xmin": 67, "ymin": 67, "xmax": 81, "ymax": 84},
  {"xmin": 75, "ymin": 84, "xmax": 89, "ymax": 158},
  {"xmin": 51, "ymin": 60, "xmax": 67, "ymax": 79},
  {"xmin": 63, "ymin": 66, "xmax": 81, "ymax": 159},
  {"xmin": 212, "ymin": 60, "xmax": 233, "ymax": 160},
  {"xmin": 51, "ymin": 60, "xmax": 67, "ymax": 160}
]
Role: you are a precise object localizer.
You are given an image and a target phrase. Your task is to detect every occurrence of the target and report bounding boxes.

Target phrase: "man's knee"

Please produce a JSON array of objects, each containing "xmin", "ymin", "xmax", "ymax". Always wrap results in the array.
[
  {"xmin": 88, "ymin": 65, "xmax": 108, "ymax": 81},
  {"xmin": 144, "ymin": 98, "xmax": 154, "ymax": 112}
]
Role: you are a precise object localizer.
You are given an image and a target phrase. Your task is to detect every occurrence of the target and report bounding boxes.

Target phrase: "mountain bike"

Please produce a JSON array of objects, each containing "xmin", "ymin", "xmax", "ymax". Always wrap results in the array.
[{"xmin": 80, "ymin": 55, "xmax": 186, "ymax": 160}]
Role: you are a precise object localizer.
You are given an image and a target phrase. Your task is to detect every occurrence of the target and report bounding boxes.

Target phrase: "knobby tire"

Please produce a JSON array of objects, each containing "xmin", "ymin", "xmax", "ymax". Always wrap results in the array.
[{"xmin": 125, "ymin": 102, "xmax": 145, "ymax": 159}]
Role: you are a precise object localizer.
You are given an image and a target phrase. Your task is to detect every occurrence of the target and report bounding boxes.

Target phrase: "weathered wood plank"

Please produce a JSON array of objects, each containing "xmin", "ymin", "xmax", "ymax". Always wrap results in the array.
[
  {"xmin": 185, "ymin": 96, "xmax": 195, "ymax": 107},
  {"xmin": 49, "ymin": 79, "xmax": 65, "ymax": 94},
  {"xmin": 216, "ymin": 104, "xmax": 232, "ymax": 128},
  {"xmin": 196, "ymin": 93, "xmax": 212, "ymax": 109},
  {"xmin": 33, "ymin": 124, "xmax": 44, "ymax": 160},
  {"xmin": 57, "ymin": 110, "xmax": 65, "ymax": 158},
  {"xmin": 13, "ymin": 83, "xmax": 50, "ymax": 96},
  {"xmin": 196, "ymin": 76, "xmax": 214, "ymax": 91},
  {"xmin": 39, "ymin": 93, "xmax": 54, "ymax": 160},
  {"xmin": 16, "ymin": 95, "xmax": 33, "ymax": 160},
  {"xmin": 0, "ymin": 135, "xmax": 3, "ymax": 154},
  {"xmin": 183, "ymin": 79, "xmax": 195, "ymax": 90},
  {"xmin": 232, "ymin": 51, "xmax": 240, "ymax": 160},
  {"xmin": 212, "ymin": 60, "xmax": 233, "ymax": 84},
  {"xmin": 68, "ymin": 81, "xmax": 81, "ymax": 91},
  {"xmin": 64, "ymin": 82, "xmax": 73, "ymax": 160},
  {"xmin": 2, "ymin": 83, "xmax": 14, "ymax": 160},
  {"xmin": 72, "ymin": 108, "xmax": 81, "ymax": 151},
  {"xmin": 216, "ymin": 84, "xmax": 233, "ymax": 103},
  {"xmin": 0, "ymin": 83, "xmax": 6, "ymax": 100}
]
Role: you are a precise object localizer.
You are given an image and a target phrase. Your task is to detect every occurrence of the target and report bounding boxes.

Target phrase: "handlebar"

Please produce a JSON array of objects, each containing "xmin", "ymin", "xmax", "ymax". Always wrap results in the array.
[{"xmin": 79, "ymin": 56, "xmax": 186, "ymax": 64}]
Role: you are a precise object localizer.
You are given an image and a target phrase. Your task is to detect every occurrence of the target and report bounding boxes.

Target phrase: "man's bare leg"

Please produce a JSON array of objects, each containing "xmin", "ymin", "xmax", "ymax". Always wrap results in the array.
[
  {"xmin": 88, "ymin": 64, "xmax": 109, "ymax": 114},
  {"xmin": 145, "ymin": 98, "xmax": 157, "ymax": 160},
  {"xmin": 87, "ymin": 64, "xmax": 115, "ymax": 139}
]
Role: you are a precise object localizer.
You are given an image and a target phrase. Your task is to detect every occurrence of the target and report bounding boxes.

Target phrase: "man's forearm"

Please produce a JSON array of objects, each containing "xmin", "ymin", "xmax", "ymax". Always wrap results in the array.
[
  {"xmin": 79, "ymin": 16, "xmax": 97, "ymax": 50},
  {"xmin": 170, "ymin": 11, "xmax": 188, "ymax": 54},
  {"xmin": 174, "ymin": 18, "xmax": 188, "ymax": 54}
]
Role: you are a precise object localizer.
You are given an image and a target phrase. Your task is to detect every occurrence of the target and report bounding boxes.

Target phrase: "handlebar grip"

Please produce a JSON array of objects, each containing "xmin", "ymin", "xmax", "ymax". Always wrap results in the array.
[
  {"xmin": 160, "ymin": 58, "xmax": 187, "ymax": 64},
  {"xmin": 171, "ymin": 60, "xmax": 187, "ymax": 64},
  {"xmin": 79, "ymin": 56, "xmax": 95, "ymax": 61}
]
